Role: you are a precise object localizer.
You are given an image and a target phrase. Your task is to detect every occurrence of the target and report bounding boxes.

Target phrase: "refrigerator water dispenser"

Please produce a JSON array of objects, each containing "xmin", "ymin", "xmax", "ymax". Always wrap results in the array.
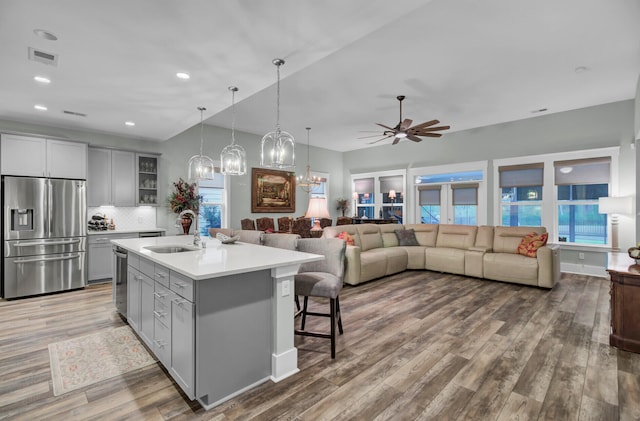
[{"xmin": 11, "ymin": 209, "xmax": 33, "ymax": 231}]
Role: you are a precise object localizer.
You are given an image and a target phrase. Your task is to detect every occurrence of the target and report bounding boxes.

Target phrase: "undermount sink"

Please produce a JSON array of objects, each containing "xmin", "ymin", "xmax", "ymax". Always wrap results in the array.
[{"xmin": 144, "ymin": 245, "xmax": 200, "ymax": 254}]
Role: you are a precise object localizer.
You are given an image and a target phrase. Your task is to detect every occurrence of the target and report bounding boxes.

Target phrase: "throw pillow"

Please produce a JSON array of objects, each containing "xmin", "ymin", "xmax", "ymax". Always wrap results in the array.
[
  {"xmin": 516, "ymin": 232, "xmax": 548, "ymax": 257},
  {"xmin": 395, "ymin": 229, "xmax": 419, "ymax": 246},
  {"xmin": 337, "ymin": 231, "xmax": 355, "ymax": 246}
]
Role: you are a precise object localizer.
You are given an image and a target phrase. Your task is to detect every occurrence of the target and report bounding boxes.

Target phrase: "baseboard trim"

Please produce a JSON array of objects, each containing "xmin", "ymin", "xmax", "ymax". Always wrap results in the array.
[{"xmin": 561, "ymin": 262, "xmax": 608, "ymax": 278}]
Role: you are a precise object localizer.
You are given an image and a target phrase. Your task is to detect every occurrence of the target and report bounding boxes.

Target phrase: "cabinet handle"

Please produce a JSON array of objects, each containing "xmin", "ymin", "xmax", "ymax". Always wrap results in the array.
[
  {"xmin": 174, "ymin": 281, "xmax": 186, "ymax": 289},
  {"xmin": 134, "ymin": 275, "xmax": 143, "ymax": 281},
  {"xmin": 153, "ymin": 310, "xmax": 166, "ymax": 318},
  {"xmin": 153, "ymin": 340, "xmax": 166, "ymax": 348},
  {"xmin": 153, "ymin": 292, "xmax": 167, "ymax": 298},
  {"xmin": 156, "ymin": 272, "xmax": 167, "ymax": 278},
  {"xmin": 172, "ymin": 297, "xmax": 187, "ymax": 305}
]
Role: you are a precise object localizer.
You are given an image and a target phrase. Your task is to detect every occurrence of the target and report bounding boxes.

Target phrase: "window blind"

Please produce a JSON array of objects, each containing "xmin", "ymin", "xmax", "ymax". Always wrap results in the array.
[
  {"xmin": 499, "ymin": 163, "xmax": 544, "ymax": 188},
  {"xmin": 418, "ymin": 185, "xmax": 440, "ymax": 206},
  {"xmin": 451, "ymin": 183, "xmax": 478, "ymax": 205},
  {"xmin": 554, "ymin": 157, "xmax": 611, "ymax": 185}
]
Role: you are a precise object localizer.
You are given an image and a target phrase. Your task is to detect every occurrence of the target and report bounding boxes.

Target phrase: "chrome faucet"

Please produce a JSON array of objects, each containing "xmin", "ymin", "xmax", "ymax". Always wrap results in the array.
[{"xmin": 178, "ymin": 209, "xmax": 200, "ymax": 247}]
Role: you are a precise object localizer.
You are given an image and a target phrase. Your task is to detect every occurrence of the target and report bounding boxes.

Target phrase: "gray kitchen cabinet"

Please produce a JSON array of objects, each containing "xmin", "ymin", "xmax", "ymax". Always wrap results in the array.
[
  {"xmin": 1, "ymin": 134, "xmax": 87, "ymax": 179},
  {"xmin": 136, "ymin": 153, "xmax": 160, "ymax": 206},
  {"xmin": 87, "ymin": 148, "xmax": 135, "ymax": 206},
  {"xmin": 88, "ymin": 233, "xmax": 138, "ymax": 282},
  {"xmin": 127, "ymin": 265, "xmax": 141, "ymax": 333},
  {"xmin": 170, "ymin": 290, "xmax": 195, "ymax": 399},
  {"xmin": 139, "ymin": 273, "xmax": 155, "ymax": 349}
]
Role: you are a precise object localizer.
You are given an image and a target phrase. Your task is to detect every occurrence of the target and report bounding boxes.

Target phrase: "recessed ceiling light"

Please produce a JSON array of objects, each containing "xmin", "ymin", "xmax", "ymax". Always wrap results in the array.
[
  {"xmin": 33, "ymin": 29, "xmax": 58, "ymax": 41},
  {"xmin": 34, "ymin": 76, "xmax": 51, "ymax": 84},
  {"xmin": 574, "ymin": 66, "xmax": 589, "ymax": 73},
  {"xmin": 125, "ymin": 121, "xmax": 135, "ymax": 127},
  {"xmin": 34, "ymin": 104, "xmax": 48, "ymax": 111},
  {"xmin": 176, "ymin": 72, "xmax": 190, "ymax": 80}
]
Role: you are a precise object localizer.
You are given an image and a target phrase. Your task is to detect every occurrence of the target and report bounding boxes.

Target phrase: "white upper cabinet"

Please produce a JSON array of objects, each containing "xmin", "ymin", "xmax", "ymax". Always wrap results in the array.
[
  {"xmin": 1, "ymin": 135, "xmax": 47, "ymax": 177},
  {"xmin": 1, "ymin": 134, "xmax": 87, "ymax": 179},
  {"xmin": 87, "ymin": 148, "xmax": 135, "ymax": 207}
]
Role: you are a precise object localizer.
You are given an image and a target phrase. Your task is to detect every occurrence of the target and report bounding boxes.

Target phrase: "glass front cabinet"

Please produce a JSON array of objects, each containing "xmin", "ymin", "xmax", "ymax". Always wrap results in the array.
[{"xmin": 136, "ymin": 153, "xmax": 160, "ymax": 206}]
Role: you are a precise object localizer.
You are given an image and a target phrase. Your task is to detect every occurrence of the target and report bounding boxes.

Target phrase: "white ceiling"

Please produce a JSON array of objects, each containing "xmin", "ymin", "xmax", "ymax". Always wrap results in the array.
[{"xmin": 1, "ymin": 0, "xmax": 639, "ymax": 152}]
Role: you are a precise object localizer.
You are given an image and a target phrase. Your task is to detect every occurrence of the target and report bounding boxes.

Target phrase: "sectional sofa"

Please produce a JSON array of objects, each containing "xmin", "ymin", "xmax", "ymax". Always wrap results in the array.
[{"xmin": 321, "ymin": 223, "xmax": 560, "ymax": 288}]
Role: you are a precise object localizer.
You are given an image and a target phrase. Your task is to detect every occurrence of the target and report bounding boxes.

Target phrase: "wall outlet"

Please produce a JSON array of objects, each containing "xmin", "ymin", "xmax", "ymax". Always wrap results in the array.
[
  {"xmin": 578, "ymin": 252, "xmax": 585, "ymax": 260},
  {"xmin": 281, "ymin": 280, "xmax": 290, "ymax": 297}
]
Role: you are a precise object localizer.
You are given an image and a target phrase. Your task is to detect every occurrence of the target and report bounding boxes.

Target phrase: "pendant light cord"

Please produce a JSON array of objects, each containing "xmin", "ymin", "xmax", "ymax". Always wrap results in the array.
[
  {"xmin": 230, "ymin": 87, "xmax": 237, "ymax": 145},
  {"xmin": 276, "ymin": 62, "xmax": 281, "ymax": 132},
  {"xmin": 306, "ymin": 127, "xmax": 311, "ymax": 164},
  {"xmin": 198, "ymin": 106, "xmax": 206, "ymax": 158}
]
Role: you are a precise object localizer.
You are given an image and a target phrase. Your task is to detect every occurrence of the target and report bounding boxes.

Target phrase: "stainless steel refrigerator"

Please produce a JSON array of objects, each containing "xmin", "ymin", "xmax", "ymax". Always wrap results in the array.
[{"xmin": 2, "ymin": 176, "xmax": 87, "ymax": 298}]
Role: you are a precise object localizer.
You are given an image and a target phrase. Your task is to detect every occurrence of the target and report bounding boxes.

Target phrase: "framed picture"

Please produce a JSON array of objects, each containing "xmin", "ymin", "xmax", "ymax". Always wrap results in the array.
[{"xmin": 251, "ymin": 168, "xmax": 296, "ymax": 213}]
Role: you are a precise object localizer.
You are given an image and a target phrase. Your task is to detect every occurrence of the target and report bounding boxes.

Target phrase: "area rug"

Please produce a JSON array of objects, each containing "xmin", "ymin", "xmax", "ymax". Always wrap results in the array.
[{"xmin": 48, "ymin": 325, "xmax": 157, "ymax": 396}]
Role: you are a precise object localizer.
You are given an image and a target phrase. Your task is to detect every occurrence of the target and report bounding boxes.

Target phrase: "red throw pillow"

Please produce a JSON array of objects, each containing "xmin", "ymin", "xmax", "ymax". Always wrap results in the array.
[
  {"xmin": 265, "ymin": 227, "xmax": 275, "ymax": 233},
  {"xmin": 517, "ymin": 232, "xmax": 548, "ymax": 257},
  {"xmin": 337, "ymin": 231, "xmax": 355, "ymax": 246}
]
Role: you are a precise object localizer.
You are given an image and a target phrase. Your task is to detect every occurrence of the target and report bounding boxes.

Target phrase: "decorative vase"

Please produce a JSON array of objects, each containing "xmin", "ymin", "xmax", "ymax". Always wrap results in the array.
[{"xmin": 180, "ymin": 217, "xmax": 192, "ymax": 235}]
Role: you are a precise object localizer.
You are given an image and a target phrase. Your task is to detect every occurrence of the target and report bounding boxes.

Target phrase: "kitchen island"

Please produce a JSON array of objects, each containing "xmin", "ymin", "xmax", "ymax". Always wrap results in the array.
[{"xmin": 110, "ymin": 235, "xmax": 322, "ymax": 410}]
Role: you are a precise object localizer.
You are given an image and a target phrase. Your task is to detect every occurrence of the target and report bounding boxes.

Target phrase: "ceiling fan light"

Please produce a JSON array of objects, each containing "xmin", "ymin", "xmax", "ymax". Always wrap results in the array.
[{"xmin": 395, "ymin": 132, "xmax": 407, "ymax": 139}]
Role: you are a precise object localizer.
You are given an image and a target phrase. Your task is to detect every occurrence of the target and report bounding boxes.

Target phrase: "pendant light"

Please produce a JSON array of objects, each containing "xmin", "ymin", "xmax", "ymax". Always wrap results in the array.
[
  {"xmin": 297, "ymin": 127, "xmax": 320, "ymax": 193},
  {"xmin": 220, "ymin": 86, "xmax": 247, "ymax": 176},
  {"xmin": 187, "ymin": 106, "xmax": 215, "ymax": 181},
  {"xmin": 261, "ymin": 58, "xmax": 295, "ymax": 169}
]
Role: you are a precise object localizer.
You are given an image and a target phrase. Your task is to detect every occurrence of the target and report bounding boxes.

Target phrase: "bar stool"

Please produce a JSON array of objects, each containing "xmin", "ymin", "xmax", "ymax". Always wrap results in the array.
[{"xmin": 294, "ymin": 238, "xmax": 346, "ymax": 359}]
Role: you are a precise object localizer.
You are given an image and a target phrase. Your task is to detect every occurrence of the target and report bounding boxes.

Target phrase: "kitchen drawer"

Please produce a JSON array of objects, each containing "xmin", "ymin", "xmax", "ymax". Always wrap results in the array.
[
  {"xmin": 154, "ymin": 282, "xmax": 171, "ymax": 311},
  {"xmin": 154, "ymin": 266, "xmax": 170, "ymax": 288},
  {"xmin": 153, "ymin": 317, "xmax": 171, "ymax": 366},
  {"xmin": 154, "ymin": 299, "xmax": 170, "ymax": 328},
  {"xmin": 170, "ymin": 271, "xmax": 194, "ymax": 301},
  {"xmin": 139, "ymin": 257, "xmax": 154, "ymax": 278}
]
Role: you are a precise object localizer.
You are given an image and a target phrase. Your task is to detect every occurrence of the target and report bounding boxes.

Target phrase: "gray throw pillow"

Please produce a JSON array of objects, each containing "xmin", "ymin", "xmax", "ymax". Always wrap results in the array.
[{"xmin": 395, "ymin": 229, "xmax": 419, "ymax": 246}]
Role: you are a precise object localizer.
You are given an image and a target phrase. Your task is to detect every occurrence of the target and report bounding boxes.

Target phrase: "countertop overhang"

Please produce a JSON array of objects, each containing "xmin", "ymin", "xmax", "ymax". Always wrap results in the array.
[{"xmin": 110, "ymin": 235, "xmax": 323, "ymax": 280}]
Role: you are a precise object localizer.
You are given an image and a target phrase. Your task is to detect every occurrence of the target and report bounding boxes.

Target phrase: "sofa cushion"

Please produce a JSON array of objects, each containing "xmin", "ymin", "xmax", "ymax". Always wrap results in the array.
[
  {"xmin": 483, "ymin": 252, "xmax": 539, "ymax": 286},
  {"xmin": 323, "ymin": 225, "xmax": 361, "ymax": 247},
  {"xmin": 405, "ymin": 224, "xmax": 438, "ymax": 247},
  {"xmin": 517, "ymin": 232, "xmax": 548, "ymax": 257},
  {"xmin": 398, "ymin": 246, "xmax": 427, "ymax": 269},
  {"xmin": 435, "ymin": 224, "xmax": 478, "ymax": 250},
  {"xmin": 356, "ymin": 224, "xmax": 383, "ymax": 251},
  {"xmin": 359, "ymin": 249, "xmax": 389, "ymax": 282},
  {"xmin": 493, "ymin": 226, "xmax": 546, "ymax": 254},
  {"xmin": 395, "ymin": 229, "xmax": 419, "ymax": 246},
  {"xmin": 425, "ymin": 247, "xmax": 466, "ymax": 275},
  {"xmin": 380, "ymin": 224, "xmax": 403, "ymax": 247},
  {"xmin": 384, "ymin": 247, "xmax": 409, "ymax": 275}
]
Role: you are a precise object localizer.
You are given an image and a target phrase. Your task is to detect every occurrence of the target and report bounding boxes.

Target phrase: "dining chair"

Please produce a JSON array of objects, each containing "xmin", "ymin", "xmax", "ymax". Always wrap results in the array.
[
  {"xmin": 256, "ymin": 217, "xmax": 276, "ymax": 232},
  {"xmin": 277, "ymin": 216, "xmax": 293, "ymax": 233},
  {"xmin": 241, "ymin": 218, "xmax": 256, "ymax": 230},
  {"xmin": 319, "ymin": 218, "xmax": 333, "ymax": 229},
  {"xmin": 292, "ymin": 217, "xmax": 312, "ymax": 238}
]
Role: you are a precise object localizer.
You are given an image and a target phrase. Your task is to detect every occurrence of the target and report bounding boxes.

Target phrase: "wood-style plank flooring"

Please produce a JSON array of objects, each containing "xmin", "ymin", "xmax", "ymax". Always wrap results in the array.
[{"xmin": 1, "ymin": 271, "xmax": 640, "ymax": 420}]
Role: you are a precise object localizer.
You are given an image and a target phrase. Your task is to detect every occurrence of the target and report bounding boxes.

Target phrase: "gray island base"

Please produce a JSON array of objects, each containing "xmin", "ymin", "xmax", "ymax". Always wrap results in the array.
[{"xmin": 110, "ymin": 235, "xmax": 322, "ymax": 410}]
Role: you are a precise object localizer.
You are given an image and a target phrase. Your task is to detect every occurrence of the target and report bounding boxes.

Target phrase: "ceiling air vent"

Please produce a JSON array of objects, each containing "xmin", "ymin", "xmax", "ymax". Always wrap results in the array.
[
  {"xmin": 28, "ymin": 47, "xmax": 58, "ymax": 66},
  {"xmin": 63, "ymin": 110, "xmax": 87, "ymax": 117}
]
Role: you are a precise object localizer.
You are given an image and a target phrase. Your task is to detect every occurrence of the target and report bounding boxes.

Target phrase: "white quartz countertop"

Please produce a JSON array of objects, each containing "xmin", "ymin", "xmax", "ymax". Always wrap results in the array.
[
  {"xmin": 110, "ymin": 235, "xmax": 323, "ymax": 280},
  {"xmin": 88, "ymin": 228, "xmax": 166, "ymax": 235}
]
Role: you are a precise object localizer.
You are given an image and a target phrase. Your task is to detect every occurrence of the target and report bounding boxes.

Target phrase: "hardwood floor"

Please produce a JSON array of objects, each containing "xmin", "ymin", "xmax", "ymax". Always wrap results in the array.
[{"xmin": 1, "ymin": 271, "xmax": 639, "ymax": 420}]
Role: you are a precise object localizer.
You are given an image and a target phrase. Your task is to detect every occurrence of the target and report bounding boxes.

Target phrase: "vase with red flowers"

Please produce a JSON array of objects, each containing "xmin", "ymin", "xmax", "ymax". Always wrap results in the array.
[{"xmin": 168, "ymin": 178, "xmax": 201, "ymax": 234}]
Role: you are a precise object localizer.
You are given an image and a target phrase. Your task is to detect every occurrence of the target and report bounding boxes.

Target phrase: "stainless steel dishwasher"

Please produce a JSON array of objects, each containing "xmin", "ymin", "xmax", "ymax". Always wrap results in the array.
[{"xmin": 112, "ymin": 246, "xmax": 128, "ymax": 318}]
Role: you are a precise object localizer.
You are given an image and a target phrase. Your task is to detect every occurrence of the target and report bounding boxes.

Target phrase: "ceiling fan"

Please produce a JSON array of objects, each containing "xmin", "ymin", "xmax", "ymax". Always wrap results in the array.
[{"xmin": 360, "ymin": 95, "xmax": 450, "ymax": 145}]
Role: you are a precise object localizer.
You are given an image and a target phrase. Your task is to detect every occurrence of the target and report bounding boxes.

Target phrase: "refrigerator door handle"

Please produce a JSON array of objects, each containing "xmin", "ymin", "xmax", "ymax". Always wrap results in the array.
[
  {"xmin": 14, "ymin": 253, "xmax": 81, "ymax": 264},
  {"xmin": 14, "ymin": 239, "xmax": 81, "ymax": 247},
  {"xmin": 46, "ymin": 178, "xmax": 52, "ymax": 237}
]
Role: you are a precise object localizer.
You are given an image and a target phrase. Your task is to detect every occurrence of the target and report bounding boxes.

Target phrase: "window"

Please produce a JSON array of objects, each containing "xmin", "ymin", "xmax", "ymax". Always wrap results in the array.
[
  {"xmin": 198, "ymin": 172, "xmax": 225, "ymax": 236},
  {"xmin": 499, "ymin": 163, "xmax": 544, "ymax": 227},
  {"xmin": 418, "ymin": 185, "xmax": 440, "ymax": 224},
  {"xmin": 352, "ymin": 170, "xmax": 406, "ymax": 220},
  {"xmin": 452, "ymin": 183, "xmax": 478, "ymax": 225},
  {"xmin": 555, "ymin": 157, "xmax": 610, "ymax": 244},
  {"xmin": 310, "ymin": 172, "xmax": 329, "ymax": 199}
]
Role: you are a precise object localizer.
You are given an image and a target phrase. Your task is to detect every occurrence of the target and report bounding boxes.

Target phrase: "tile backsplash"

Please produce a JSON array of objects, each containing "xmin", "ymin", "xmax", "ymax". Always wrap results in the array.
[{"xmin": 88, "ymin": 206, "xmax": 157, "ymax": 230}]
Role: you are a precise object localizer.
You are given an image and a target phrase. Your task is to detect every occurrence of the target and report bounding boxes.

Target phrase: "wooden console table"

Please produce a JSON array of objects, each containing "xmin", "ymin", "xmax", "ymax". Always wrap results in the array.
[{"xmin": 606, "ymin": 252, "xmax": 640, "ymax": 354}]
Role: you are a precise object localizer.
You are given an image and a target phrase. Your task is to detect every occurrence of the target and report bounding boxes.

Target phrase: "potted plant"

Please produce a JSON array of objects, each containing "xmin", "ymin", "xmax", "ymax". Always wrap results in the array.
[
  {"xmin": 336, "ymin": 198, "xmax": 349, "ymax": 217},
  {"xmin": 168, "ymin": 177, "xmax": 201, "ymax": 234}
]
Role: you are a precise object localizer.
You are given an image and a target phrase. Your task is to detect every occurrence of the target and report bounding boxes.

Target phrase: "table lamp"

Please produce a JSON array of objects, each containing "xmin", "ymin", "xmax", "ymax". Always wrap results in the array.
[
  {"xmin": 306, "ymin": 197, "xmax": 331, "ymax": 232},
  {"xmin": 598, "ymin": 196, "xmax": 632, "ymax": 251}
]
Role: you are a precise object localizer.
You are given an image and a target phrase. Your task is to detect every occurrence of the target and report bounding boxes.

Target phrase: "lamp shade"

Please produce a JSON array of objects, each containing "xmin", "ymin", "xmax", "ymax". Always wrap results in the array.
[
  {"xmin": 306, "ymin": 197, "xmax": 330, "ymax": 219},
  {"xmin": 598, "ymin": 196, "xmax": 632, "ymax": 215}
]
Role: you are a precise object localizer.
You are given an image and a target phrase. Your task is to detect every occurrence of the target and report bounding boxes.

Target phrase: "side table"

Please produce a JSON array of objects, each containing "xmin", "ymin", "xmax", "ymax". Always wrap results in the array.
[{"xmin": 606, "ymin": 252, "xmax": 640, "ymax": 354}]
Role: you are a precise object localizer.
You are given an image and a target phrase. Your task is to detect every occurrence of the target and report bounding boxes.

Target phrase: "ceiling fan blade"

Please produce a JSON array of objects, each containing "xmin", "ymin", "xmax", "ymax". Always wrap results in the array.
[
  {"xmin": 358, "ymin": 134, "xmax": 388, "ymax": 139},
  {"xmin": 419, "ymin": 133, "xmax": 443, "ymax": 138},
  {"xmin": 392, "ymin": 136, "xmax": 401, "ymax": 145},
  {"xmin": 409, "ymin": 119, "xmax": 440, "ymax": 130},
  {"xmin": 376, "ymin": 123, "xmax": 396, "ymax": 131},
  {"xmin": 413, "ymin": 125, "xmax": 450, "ymax": 132},
  {"xmin": 399, "ymin": 119, "xmax": 413, "ymax": 131},
  {"xmin": 368, "ymin": 135, "xmax": 394, "ymax": 144},
  {"xmin": 406, "ymin": 134, "xmax": 423, "ymax": 143}
]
